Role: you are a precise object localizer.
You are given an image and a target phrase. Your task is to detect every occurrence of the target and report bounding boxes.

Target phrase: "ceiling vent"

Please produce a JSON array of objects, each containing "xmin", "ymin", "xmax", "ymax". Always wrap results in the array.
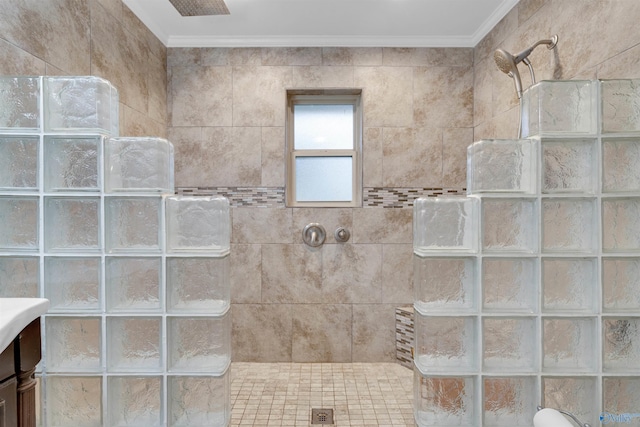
[{"xmin": 168, "ymin": 0, "xmax": 230, "ymax": 16}]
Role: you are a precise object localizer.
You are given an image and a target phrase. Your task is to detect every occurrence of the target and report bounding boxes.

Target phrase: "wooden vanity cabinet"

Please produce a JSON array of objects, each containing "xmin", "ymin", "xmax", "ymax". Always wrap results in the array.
[{"xmin": 0, "ymin": 319, "xmax": 41, "ymax": 427}]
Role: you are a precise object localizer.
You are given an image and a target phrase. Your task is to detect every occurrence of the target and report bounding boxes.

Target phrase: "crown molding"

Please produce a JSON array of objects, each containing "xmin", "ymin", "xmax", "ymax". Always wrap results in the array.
[
  {"xmin": 470, "ymin": 0, "xmax": 520, "ymax": 46},
  {"xmin": 166, "ymin": 35, "xmax": 477, "ymax": 48}
]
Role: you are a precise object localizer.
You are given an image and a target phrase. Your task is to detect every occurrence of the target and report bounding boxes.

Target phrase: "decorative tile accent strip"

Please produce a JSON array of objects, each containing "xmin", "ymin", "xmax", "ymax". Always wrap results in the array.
[
  {"xmin": 175, "ymin": 187, "xmax": 466, "ymax": 208},
  {"xmin": 364, "ymin": 187, "xmax": 466, "ymax": 208},
  {"xmin": 396, "ymin": 306, "xmax": 414, "ymax": 369},
  {"xmin": 176, "ymin": 187, "xmax": 285, "ymax": 207}
]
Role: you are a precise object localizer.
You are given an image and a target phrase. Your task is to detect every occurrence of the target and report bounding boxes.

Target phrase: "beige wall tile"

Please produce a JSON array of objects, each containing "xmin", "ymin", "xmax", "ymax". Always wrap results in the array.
[
  {"xmin": 232, "ymin": 208, "xmax": 293, "ymax": 244},
  {"xmin": 232, "ymin": 66, "xmax": 293, "ymax": 127},
  {"xmin": 292, "ymin": 304, "xmax": 352, "ymax": 362},
  {"xmin": 261, "ymin": 244, "xmax": 322, "ymax": 303},
  {"xmin": 0, "ymin": 39, "xmax": 45, "ymax": 75},
  {"xmin": 352, "ymin": 304, "xmax": 397, "ymax": 362},
  {"xmin": 262, "ymin": 127, "xmax": 286, "ymax": 187},
  {"xmin": 381, "ymin": 244, "xmax": 413, "ymax": 305},
  {"xmin": 44, "ymin": 0, "xmax": 91, "ymax": 74},
  {"xmin": 147, "ymin": 48, "xmax": 168, "ymax": 125},
  {"xmin": 292, "ymin": 208, "xmax": 353, "ymax": 244},
  {"xmin": 414, "ymin": 66, "xmax": 474, "ymax": 129},
  {"xmin": 92, "ymin": 0, "xmax": 122, "ymax": 22},
  {"xmin": 230, "ymin": 244, "xmax": 262, "ymax": 304},
  {"xmin": 169, "ymin": 66, "xmax": 232, "ymax": 126},
  {"xmin": 201, "ymin": 127, "xmax": 262, "ymax": 186},
  {"xmin": 91, "ymin": 2, "xmax": 148, "ymax": 113},
  {"xmin": 262, "ymin": 47, "xmax": 322, "ymax": 66},
  {"xmin": 518, "ymin": 0, "xmax": 547, "ymax": 25},
  {"xmin": 292, "ymin": 66, "xmax": 354, "ymax": 88},
  {"xmin": 321, "ymin": 244, "xmax": 382, "ymax": 303},
  {"xmin": 382, "ymin": 48, "xmax": 472, "ymax": 67},
  {"xmin": 200, "ymin": 47, "xmax": 262, "ymax": 66},
  {"xmin": 382, "ymin": 127, "xmax": 443, "ymax": 187},
  {"xmin": 121, "ymin": 104, "xmax": 166, "ymax": 138},
  {"xmin": 352, "ymin": 208, "xmax": 412, "ymax": 244},
  {"xmin": 322, "ymin": 47, "xmax": 382, "ymax": 66},
  {"xmin": 167, "ymin": 48, "xmax": 202, "ymax": 68},
  {"xmin": 474, "ymin": 58, "xmax": 494, "ymax": 128},
  {"xmin": 167, "ymin": 126, "xmax": 204, "ymax": 186},
  {"xmin": 363, "ymin": 127, "xmax": 383, "ymax": 188},
  {"xmin": 474, "ymin": 7, "xmax": 519, "ymax": 64},
  {"xmin": 354, "ymin": 67, "xmax": 413, "ymax": 127},
  {"xmin": 443, "ymin": 127, "xmax": 474, "ymax": 188},
  {"xmin": 598, "ymin": 43, "xmax": 640, "ymax": 79},
  {"xmin": 232, "ymin": 304, "xmax": 292, "ymax": 362}
]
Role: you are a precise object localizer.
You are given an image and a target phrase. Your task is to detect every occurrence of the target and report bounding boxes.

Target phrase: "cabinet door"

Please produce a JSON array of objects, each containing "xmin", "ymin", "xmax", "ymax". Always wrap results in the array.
[{"xmin": 0, "ymin": 377, "xmax": 18, "ymax": 427}]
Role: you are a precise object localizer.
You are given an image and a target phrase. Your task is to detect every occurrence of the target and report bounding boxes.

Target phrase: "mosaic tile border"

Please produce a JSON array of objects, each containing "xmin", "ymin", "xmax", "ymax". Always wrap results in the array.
[
  {"xmin": 395, "ymin": 306, "xmax": 414, "ymax": 369},
  {"xmin": 176, "ymin": 187, "xmax": 466, "ymax": 208}
]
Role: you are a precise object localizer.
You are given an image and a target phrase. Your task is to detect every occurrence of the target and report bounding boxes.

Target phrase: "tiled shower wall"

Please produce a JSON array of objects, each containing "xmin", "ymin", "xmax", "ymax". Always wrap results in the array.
[
  {"xmin": 167, "ymin": 47, "xmax": 475, "ymax": 362},
  {"xmin": 474, "ymin": 0, "xmax": 640, "ymax": 140},
  {"xmin": 0, "ymin": 0, "xmax": 167, "ymax": 138}
]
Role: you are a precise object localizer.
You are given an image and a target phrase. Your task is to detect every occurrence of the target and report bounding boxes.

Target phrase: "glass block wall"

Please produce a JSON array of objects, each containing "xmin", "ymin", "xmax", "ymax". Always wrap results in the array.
[
  {"xmin": 413, "ymin": 79, "xmax": 640, "ymax": 426},
  {"xmin": 0, "ymin": 76, "xmax": 231, "ymax": 427}
]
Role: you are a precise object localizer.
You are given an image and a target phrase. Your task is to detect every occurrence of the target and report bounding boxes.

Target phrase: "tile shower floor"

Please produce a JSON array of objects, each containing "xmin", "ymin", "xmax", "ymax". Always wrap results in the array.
[{"xmin": 231, "ymin": 363, "xmax": 414, "ymax": 426}]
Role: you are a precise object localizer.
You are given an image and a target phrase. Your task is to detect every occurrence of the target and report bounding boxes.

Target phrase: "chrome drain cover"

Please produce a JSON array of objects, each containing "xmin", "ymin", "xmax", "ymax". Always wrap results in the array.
[{"xmin": 311, "ymin": 408, "xmax": 334, "ymax": 425}]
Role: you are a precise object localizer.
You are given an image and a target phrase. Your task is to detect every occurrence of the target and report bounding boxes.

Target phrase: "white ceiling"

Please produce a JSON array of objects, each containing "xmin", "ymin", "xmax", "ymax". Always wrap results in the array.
[{"xmin": 123, "ymin": 0, "xmax": 520, "ymax": 48}]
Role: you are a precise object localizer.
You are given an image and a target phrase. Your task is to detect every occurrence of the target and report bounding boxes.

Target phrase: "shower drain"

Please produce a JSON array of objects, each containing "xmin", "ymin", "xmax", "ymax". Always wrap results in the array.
[{"xmin": 311, "ymin": 408, "xmax": 334, "ymax": 425}]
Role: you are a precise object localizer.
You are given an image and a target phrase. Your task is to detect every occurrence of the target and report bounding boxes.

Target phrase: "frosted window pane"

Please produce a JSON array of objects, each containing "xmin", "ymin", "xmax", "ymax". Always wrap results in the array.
[
  {"xmin": 295, "ymin": 157, "xmax": 352, "ymax": 202},
  {"xmin": 294, "ymin": 104, "xmax": 354, "ymax": 149}
]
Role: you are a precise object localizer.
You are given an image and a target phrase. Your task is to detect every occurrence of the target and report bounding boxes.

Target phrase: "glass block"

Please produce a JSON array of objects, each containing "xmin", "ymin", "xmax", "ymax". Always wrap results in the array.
[
  {"xmin": 483, "ymin": 317, "xmax": 537, "ymax": 372},
  {"xmin": 0, "ymin": 76, "xmax": 40, "ymax": 131},
  {"xmin": 168, "ymin": 372, "xmax": 230, "ymax": 427},
  {"xmin": 44, "ymin": 197, "xmax": 100, "ymax": 252},
  {"xmin": 413, "ymin": 256, "xmax": 476, "ymax": 313},
  {"xmin": 414, "ymin": 312, "xmax": 477, "ymax": 372},
  {"xmin": 108, "ymin": 376, "xmax": 162, "ymax": 427},
  {"xmin": 46, "ymin": 317, "xmax": 101, "ymax": 373},
  {"xmin": 107, "ymin": 317, "xmax": 162, "ymax": 372},
  {"xmin": 482, "ymin": 198, "xmax": 537, "ymax": 253},
  {"xmin": 293, "ymin": 104, "xmax": 354, "ymax": 150},
  {"xmin": 44, "ymin": 135, "xmax": 101, "ymax": 191},
  {"xmin": 295, "ymin": 156, "xmax": 353, "ymax": 202},
  {"xmin": 603, "ymin": 138, "xmax": 640, "ymax": 193},
  {"xmin": 542, "ymin": 258, "xmax": 598, "ymax": 313},
  {"xmin": 168, "ymin": 313, "xmax": 231, "ymax": 374},
  {"xmin": 106, "ymin": 257, "xmax": 161, "ymax": 312},
  {"xmin": 0, "ymin": 256, "xmax": 39, "ymax": 298},
  {"xmin": 44, "ymin": 76, "xmax": 118, "ymax": 134},
  {"xmin": 0, "ymin": 136, "xmax": 39, "ymax": 190},
  {"xmin": 603, "ymin": 198, "xmax": 640, "ymax": 252},
  {"xmin": 483, "ymin": 376, "xmax": 536, "ymax": 426},
  {"xmin": 165, "ymin": 196, "xmax": 230, "ymax": 255},
  {"xmin": 466, "ymin": 139, "xmax": 537, "ymax": 194},
  {"xmin": 521, "ymin": 80, "xmax": 597, "ymax": 137},
  {"xmin": 482, "ymin": 257, "xmax": 537, "ymax": 313},
  {"xmin": 601, "ymin": 79, "xmax": 640, "ymax": 133},
  {"xmin": 167, "ymin": 256, "xmax": 229, "ymax": 315},
  {"xmin": 603, "ymin": 317, "xmax": 640, "ymax": 372},
  {"xmin": 105, "ymin": 197, "xmax": 161, "ymax": 253},
  {"xmin": 543, "ymin": 317, "xmax": 597, "ymax": 372},
  {"xmin": 542, "ymin": 198, "xmax": 597, "ymax": 253},
  {"xmin": 542, "ymin": 377, "xmax": 598, "ymax": 426},
  {"xmin": 105, "ymin": 137, "xmax": 174, "ymax": 193},
  {"xmin": 44, "ymin": 257, "xmax": 101, "ymax": 312},
  {"xmin": 413, "ymin": 197, "xmax": 479, "ymax": 255},
  {"xmin": 603, "ymin": 257, "xmax": 640, "ymax": 312},
  {"xmin": 603, "ymin": 377, "xmax": 640, "ymax": 416},
  {"xmin": 45, "ymin": 376, "xmax": 102, "ymax": 427},
  {"xmin": 414, "ymin": 371, "xmax": 476, "ymax": 427},
  {"xmin": 542, "ymin": 138, "xmax": 597, "ymax": 193},
  {"xmin": 0, "ymin": 196, "xmax": 38, "ymax": 251}
]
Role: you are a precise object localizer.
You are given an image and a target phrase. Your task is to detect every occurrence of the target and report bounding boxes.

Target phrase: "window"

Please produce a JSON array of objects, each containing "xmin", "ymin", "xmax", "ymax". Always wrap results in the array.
[{"xmin": 286, "ymin": 90, "xmax": 362, "ymax": 207}]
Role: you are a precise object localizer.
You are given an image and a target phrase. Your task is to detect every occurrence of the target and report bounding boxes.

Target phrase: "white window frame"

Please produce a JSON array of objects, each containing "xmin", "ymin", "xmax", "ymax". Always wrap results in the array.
[{"xmin": 285, "ymin": 89, "xmax": 363, "ymax": 208}]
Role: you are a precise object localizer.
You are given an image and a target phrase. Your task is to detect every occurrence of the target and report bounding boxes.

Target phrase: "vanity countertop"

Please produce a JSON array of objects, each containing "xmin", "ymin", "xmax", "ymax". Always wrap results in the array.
[{"xmin": 0, "ymin": 298, "xmax": 49, "ymax": 354}]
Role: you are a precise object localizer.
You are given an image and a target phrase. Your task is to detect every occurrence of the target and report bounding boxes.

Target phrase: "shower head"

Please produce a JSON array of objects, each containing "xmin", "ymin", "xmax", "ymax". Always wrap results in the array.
[
  {"xmin": 494, "ymin": 35, "xmax": 559, "ymax": 98},
  {"xmin": 494, "ymin": 48, "xmax": 524, "ymax": 98}
]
